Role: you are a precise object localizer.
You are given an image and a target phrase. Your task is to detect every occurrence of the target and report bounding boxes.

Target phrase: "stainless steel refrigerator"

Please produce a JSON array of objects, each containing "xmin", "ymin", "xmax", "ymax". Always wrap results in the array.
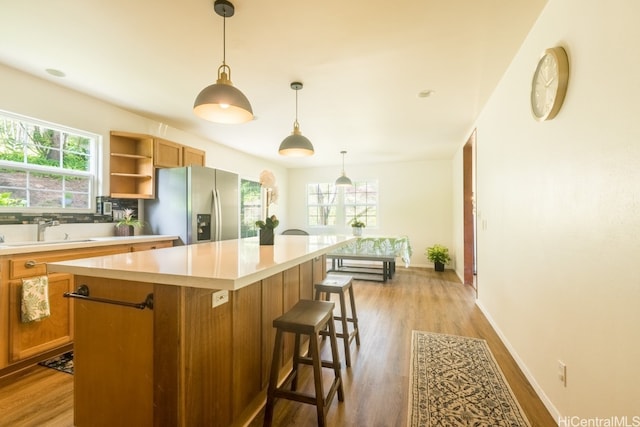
[{"xmin": 145, "ymin": 166, "xmax": 239, "ymax": 244}]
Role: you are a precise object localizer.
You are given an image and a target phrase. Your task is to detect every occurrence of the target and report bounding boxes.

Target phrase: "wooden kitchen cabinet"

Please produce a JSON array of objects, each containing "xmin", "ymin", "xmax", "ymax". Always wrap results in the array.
[
  {"xmin": 182, "ymin": 146, "xmax": 206, "ymax": 166},
  {"xmin": 154, "ymin": 138, "xmax": 183, "ymax": 168},
  {"xmin": 110, "ymin": 131, "xmax": 155, "ymax": 199},
  {"xmin": 8, "ymin": 273, "xmax": 73, "ymax": 362},
  {"xmin": 0, "ymin": 238, "xmax": 178, "ymax": 378},
  {"xmin": 154, "ymin": 138, "xmax": 206, "ymax": 168},
  {"xmin": 69, "ymin": 258, "xmax": 316, "ymax": 426}
]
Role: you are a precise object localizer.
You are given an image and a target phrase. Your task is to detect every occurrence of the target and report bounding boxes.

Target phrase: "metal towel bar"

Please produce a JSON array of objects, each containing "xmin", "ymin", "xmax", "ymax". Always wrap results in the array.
[{"xmin": 63, "ymin": 284, "xmax": 154, "ymax": 310}]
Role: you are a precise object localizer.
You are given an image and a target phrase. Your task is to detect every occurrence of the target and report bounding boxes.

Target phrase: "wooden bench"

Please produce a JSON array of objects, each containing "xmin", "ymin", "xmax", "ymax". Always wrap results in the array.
[
  {"xmin": 326, "ymin": 236, "xmax": 411, "ymax": 283},
  {"xmin": 326, "ymin": 253, "xmax": 396, "ymax": 282}
]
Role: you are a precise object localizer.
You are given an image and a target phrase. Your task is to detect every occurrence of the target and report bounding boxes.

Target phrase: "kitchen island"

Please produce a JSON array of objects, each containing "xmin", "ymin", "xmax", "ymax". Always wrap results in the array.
[{"xmin": 48, "ymin": 234, "xmax": 352, "ymax": 427}]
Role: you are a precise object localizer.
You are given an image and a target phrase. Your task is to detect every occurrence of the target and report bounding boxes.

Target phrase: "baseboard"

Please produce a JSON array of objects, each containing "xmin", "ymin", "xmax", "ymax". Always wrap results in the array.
[{"xmin": 475, "ymin": 300, "xmax": 560, "ymax": 424}]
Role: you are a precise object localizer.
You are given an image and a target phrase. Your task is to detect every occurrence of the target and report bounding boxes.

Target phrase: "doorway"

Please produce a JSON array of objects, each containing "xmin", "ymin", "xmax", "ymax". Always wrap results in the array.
[{"xmin": 463, "ymin": 130, "xmax": 476, "ymax": 291}]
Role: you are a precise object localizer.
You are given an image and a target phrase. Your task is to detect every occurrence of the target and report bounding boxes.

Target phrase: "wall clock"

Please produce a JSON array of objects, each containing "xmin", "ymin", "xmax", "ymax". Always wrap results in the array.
[{"xmin": 530, "ymin": 46, "xmax": 569, "ymax": 121}]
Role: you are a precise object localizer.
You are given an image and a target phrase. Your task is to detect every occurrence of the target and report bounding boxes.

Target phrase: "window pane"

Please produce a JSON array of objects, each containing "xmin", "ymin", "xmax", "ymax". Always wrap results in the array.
[
  {"xmin": 345, "ymin": 180, "xmax": 378, "ymax": 227},
  {"xmin": 241, "ymin": 179, "xmax": 262, "ymax": 237},
  {"xmin": 307, "ymin": 183, "xmax": 338, "ymax": 227},
  {"xmin": 0, "ymin": 112, "xmax": 96, "ymax": 211}
]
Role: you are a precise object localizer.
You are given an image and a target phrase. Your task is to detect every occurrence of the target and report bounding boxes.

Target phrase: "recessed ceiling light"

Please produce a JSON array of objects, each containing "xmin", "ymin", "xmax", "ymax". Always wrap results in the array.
[
  {"xmin": 418, "ymin": 89, "xmax": 435, "ymax": 98},
  {"xmin": 45, "ymin": 68, "xmax": 66, "ymax": 78}
]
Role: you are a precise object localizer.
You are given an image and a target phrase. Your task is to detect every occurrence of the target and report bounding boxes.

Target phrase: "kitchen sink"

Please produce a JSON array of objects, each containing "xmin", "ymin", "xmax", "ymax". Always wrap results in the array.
[{"xmin": 1, "ymin": 239, "xmax": 97, "ymax": 247}]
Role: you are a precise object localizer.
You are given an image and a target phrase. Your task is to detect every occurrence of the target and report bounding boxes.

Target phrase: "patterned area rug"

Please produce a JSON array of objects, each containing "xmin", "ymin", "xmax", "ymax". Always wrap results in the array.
[
  {"xmin": 408, "ymin": 331, "xmax": 530, "ymax": 426},
  {"xmin": 38, "ymin": 351, "xmax": 74, "ymax": 375}
]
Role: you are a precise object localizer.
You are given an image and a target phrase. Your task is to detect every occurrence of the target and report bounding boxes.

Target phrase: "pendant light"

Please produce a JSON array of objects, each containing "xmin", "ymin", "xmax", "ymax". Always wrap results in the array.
[
  {"xmin": 278, "ymin": 82, "xmax": 314, "ymax": 156},
  {"xmin": 335, "ymin": 150, "xmax": 353, "ymax": 186},
  {"xmin": 193, "ymin": 0, "xmax": 253, "ymax": 124}
]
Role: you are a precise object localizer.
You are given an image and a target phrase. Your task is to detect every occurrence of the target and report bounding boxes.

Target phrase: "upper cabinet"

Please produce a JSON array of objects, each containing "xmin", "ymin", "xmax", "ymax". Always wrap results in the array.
[
  {"xmin": 110, "ymin": 131, "xmax": 207, "ymax": 199},
  {"xmin": 154, "ymin": 138, "xmax": 183, "ymax": 168},
  {"xmin": 182, "ymin": 146, "xmax": 206, "ymax": 167},
  {"xmin": 110, "ymin": 131, "xmax": 155, "ymax": 199},
  {"xmin": 154, "ymin": 139, "xmax": 206, "ymax": 168}
]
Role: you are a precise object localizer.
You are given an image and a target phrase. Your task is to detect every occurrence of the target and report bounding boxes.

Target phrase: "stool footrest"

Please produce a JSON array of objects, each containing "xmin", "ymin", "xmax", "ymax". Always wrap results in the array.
[
  {"xmin": 273, "ymin": 377, "xmax": 342, "ymax": 407},
  {"xmin": 297, "ymin": 354, "xmax": 341, "ymax": 370}
]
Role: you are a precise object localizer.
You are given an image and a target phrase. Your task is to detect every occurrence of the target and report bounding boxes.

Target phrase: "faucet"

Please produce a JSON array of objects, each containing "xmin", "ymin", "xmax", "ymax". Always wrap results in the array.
[{"xmin": 37, "ymin": 219, "xmax": 60, "ymax": 241}]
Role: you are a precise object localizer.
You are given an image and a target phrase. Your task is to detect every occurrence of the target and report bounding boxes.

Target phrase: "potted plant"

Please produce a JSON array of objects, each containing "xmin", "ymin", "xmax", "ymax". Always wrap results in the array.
[
  {"xmin": 255, "ymin": 215, "xmax": 279, "ymax": 245},
  {"xmin": 425, "ymin": 244, "xmax": 451, "ymax": 272},
  {"xmin": 349, "ymin": 217, "xmax": 366, "ymax": 236},
  {"xmin": 115, "ymin": 208, "xmax": 144, "ymax": 237}
]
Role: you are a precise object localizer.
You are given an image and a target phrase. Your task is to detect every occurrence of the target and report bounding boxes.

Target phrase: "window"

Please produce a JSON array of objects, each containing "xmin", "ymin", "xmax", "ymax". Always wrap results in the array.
[
  {"xmin": 0, "ymin": 111, "xmax": 97, "ymax": 211},
  {"xmin": 345, "ymin": 180, "xmax": 378, "ymax": 227},
  {"xmin": 307, "ymin": 180, "xmax": 378, "ymax": 228},
  {"xmin": 240, "ymin": 178, "xmax": 262, "ymax": 237},
  {"xmin": 308, "ymin": 183, "xmax": 338, "ymax": 226}
]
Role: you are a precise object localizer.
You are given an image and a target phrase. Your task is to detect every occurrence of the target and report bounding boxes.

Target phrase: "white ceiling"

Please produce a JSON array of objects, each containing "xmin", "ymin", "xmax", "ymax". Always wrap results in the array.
[{"xmin": 0, "ymin": 0, "xmax": 547, "ymax": 168}]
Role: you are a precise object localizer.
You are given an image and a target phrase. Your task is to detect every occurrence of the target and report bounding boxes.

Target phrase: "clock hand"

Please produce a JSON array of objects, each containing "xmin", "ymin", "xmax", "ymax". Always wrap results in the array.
[{"xmin": 545, "ymin": 76, "xmax": 555, "ymax": 87}]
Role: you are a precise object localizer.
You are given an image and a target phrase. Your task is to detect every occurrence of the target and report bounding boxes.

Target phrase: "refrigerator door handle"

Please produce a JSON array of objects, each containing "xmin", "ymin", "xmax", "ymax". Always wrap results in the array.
[{"xmin": 213, "ymin": 188, "xmax": 222, "ymax": 241}]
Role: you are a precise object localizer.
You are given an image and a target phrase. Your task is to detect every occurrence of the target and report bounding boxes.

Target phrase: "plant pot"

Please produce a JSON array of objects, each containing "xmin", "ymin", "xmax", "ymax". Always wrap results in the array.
[
  {"xmin": 352, "ymin": 227, "xmax": 363, "ymax": 237},
  {"xmin": 115, "ymin": 224, "xmax": 134, "ymax": 237},
  {"xmin": 434, "ymin": 261, "xmax": 445, "ymax": 272},
  {"xmin": 259, "ymin": 229, "xmax": 274, "ymax": 245}
]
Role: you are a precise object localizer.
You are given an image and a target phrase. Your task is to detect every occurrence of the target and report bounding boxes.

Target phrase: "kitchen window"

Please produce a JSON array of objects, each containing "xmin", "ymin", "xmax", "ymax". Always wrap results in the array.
[
  {"xmin": 307, "ymin": 180, "xmax": 378, "ymax": 228},
  {"xmin": 0, "ymin": 111, "xmax": 97, "ymax": 211},
  {"xmin": 241, "ymin": 178, "xmax": 262, "ymax": 237}
]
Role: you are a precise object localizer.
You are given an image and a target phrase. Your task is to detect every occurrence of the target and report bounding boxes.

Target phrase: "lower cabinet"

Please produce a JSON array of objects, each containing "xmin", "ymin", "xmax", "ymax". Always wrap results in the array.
[
  {"xmin": 8, "ymin": 272, "xmax": 73, "ymax": 362},
  {"xmin": 0, "ymin": 238, "xmax": 176, "ymax": 377}
]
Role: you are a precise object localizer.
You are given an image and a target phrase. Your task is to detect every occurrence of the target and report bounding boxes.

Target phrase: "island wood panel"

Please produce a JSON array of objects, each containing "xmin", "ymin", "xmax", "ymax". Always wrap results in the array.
[
  {"xmin": 232, "ymin": 281, "xmax": 262, "ymax": 419},
  {"xmin": 8, "ymin": 273, "xmax": 73, "ymax": 362},
  {"xmin": 182, "ymin": 286, "xmax": 233, "ymax": 427},
  {"xmin": 73, "ymin": 276, "xmax": 154, "ymax": 427},
  {"xmin": 282, "ymin": 266, "xmax": 301, "ymax": 365},
  {"xmin": 261, "ymin": 273, "xmax": 283, "ymax": 389},
  {"xmin": 152, "ymin": 284, "xmax": 182, "ymax": 427},
  {"xmin": 299, "ymin": 260, "xmax": 314, "ymax": 300},
  {"xmin": 312, "ymin": 255, "xmax": 326, "ymax": 285}
]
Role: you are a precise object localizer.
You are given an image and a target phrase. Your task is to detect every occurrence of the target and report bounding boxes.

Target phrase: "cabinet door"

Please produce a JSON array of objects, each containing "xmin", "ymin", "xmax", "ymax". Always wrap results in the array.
[
  {"xmin": 130, "ymin": 240, "xmax": 174, "ymax": 252},
  {"xmin": 183, "ymin": 146, "xmax": 206, "ymax": 167},
  {"xmin": 8, "ymin": 273, "xmax": 73, "ymax": 362},
  {"xmin": 154, "ymin": 138, "xmax": 183, "ymax": 168}
]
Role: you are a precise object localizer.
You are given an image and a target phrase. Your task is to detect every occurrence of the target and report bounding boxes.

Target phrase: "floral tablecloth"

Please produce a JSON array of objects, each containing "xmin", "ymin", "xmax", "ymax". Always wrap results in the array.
[{"xmin": 330, "ymin": 236, "xmax": 413, "ymax": 267}]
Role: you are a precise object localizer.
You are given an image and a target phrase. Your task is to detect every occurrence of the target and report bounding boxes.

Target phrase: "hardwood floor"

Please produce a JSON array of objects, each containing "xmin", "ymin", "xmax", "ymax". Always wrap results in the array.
[{"xmin": 0, "ymin": 267, "xmax": 556, "ymax": 426}]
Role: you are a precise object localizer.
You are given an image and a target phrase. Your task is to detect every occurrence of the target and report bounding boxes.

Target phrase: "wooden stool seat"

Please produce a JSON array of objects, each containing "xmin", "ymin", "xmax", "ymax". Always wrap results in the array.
[
  {"xmin": 264, "ymin": 299, "xmax": 344, "ymax": 427},
  {"xmin": 314, "ymin": 275, "xmax": 361, "ymax": 367}
]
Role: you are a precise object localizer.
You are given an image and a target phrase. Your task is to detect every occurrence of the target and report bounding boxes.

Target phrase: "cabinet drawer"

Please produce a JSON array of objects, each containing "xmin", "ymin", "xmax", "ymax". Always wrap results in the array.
[
  {"xmin": 130, "ymin": 240, "xmax": 174, "ymax": 252},
  {"xmin": 8, "ymin": 246, "xmax": 129, "ymax": 280}
]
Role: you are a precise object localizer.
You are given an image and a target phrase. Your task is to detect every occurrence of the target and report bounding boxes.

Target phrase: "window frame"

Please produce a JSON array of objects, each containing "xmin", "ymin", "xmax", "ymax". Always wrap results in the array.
[
  {"xmin": 0, "ymin": 110, "xmax": 99, "ymax": 213},
  {"xmin": 307, "ymin": 179, "xmax": 378, "ymax": 229}
]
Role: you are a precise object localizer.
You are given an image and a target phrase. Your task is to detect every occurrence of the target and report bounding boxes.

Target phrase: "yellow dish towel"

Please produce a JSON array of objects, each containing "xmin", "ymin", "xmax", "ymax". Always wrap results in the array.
[{"xmin": 21, "ymin": 275, "xmax": 51, "ymax": 323}]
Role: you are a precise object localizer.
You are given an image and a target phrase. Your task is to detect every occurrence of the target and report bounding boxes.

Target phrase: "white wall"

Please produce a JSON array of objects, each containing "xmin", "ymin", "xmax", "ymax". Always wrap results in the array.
[
  {"xmin": 467, "ymin": 0, "xmax": 640, "ymax": 419},
  {"xmin": 0, "ymin": 63, "xmax": 287, "ymax": 233},
  {"xmin": 288, "ymin": 159, "xmax": 453, "ymax": 268}
]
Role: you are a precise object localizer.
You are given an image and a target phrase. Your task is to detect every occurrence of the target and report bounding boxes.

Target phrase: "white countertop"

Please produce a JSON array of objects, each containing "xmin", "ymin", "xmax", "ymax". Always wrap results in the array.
[
  {"xmin": 47, "ymin": 235, "xmax": 354, "ymax": 291},
  {"xmin": 0, "ymin": 235, "xmax": 178, "ymax": 255}
]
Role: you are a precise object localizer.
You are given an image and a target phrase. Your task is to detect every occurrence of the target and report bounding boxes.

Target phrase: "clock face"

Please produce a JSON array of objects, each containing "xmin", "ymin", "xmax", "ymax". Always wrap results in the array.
[{"xmin": 531, "ymin": 47, "xmax": 569, "ymax": 121}]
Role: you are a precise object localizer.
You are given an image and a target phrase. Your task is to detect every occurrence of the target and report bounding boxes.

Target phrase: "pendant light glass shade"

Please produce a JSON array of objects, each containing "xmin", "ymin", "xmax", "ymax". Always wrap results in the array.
[
  {"xmin": 279, "ymin": 82, "xmax": 314, "ymax": 156},
  {"xmin": 193, "ymin": 0, "xmax": 253, "ymax": 124},
  {"xmin": 335, "ymin": 150, "xmax": 353, "ymax": 186}
]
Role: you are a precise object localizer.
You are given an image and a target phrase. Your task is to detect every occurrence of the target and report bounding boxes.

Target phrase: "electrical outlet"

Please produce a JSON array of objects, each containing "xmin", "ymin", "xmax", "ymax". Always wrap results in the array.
[
  {"xmin": 212, "ymin": 290, "xmax": 229, "ymax": 308},
  {"xmin": 558, "ymin": 360, "xmax": 567, "ymax": 387}
]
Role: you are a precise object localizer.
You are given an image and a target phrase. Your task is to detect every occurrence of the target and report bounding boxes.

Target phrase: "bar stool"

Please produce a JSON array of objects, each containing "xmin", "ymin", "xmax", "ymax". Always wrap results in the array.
[
  {"xmin": 314, "ymin": 274, "xmax": 361, "ymax": 367},
  {"xmin": 264, "ymin": 299, "xmax": 344, "ymax": 427}
]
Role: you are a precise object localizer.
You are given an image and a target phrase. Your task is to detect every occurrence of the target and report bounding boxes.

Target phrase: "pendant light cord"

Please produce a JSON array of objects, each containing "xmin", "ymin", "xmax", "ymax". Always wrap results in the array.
[
  {"xmin": 294, "ymin": 88, "xmax": 299, "ymax": 126},
  {"xmin": 222, "ymin": 11, "xmax": 226, "ymax": 66}
]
